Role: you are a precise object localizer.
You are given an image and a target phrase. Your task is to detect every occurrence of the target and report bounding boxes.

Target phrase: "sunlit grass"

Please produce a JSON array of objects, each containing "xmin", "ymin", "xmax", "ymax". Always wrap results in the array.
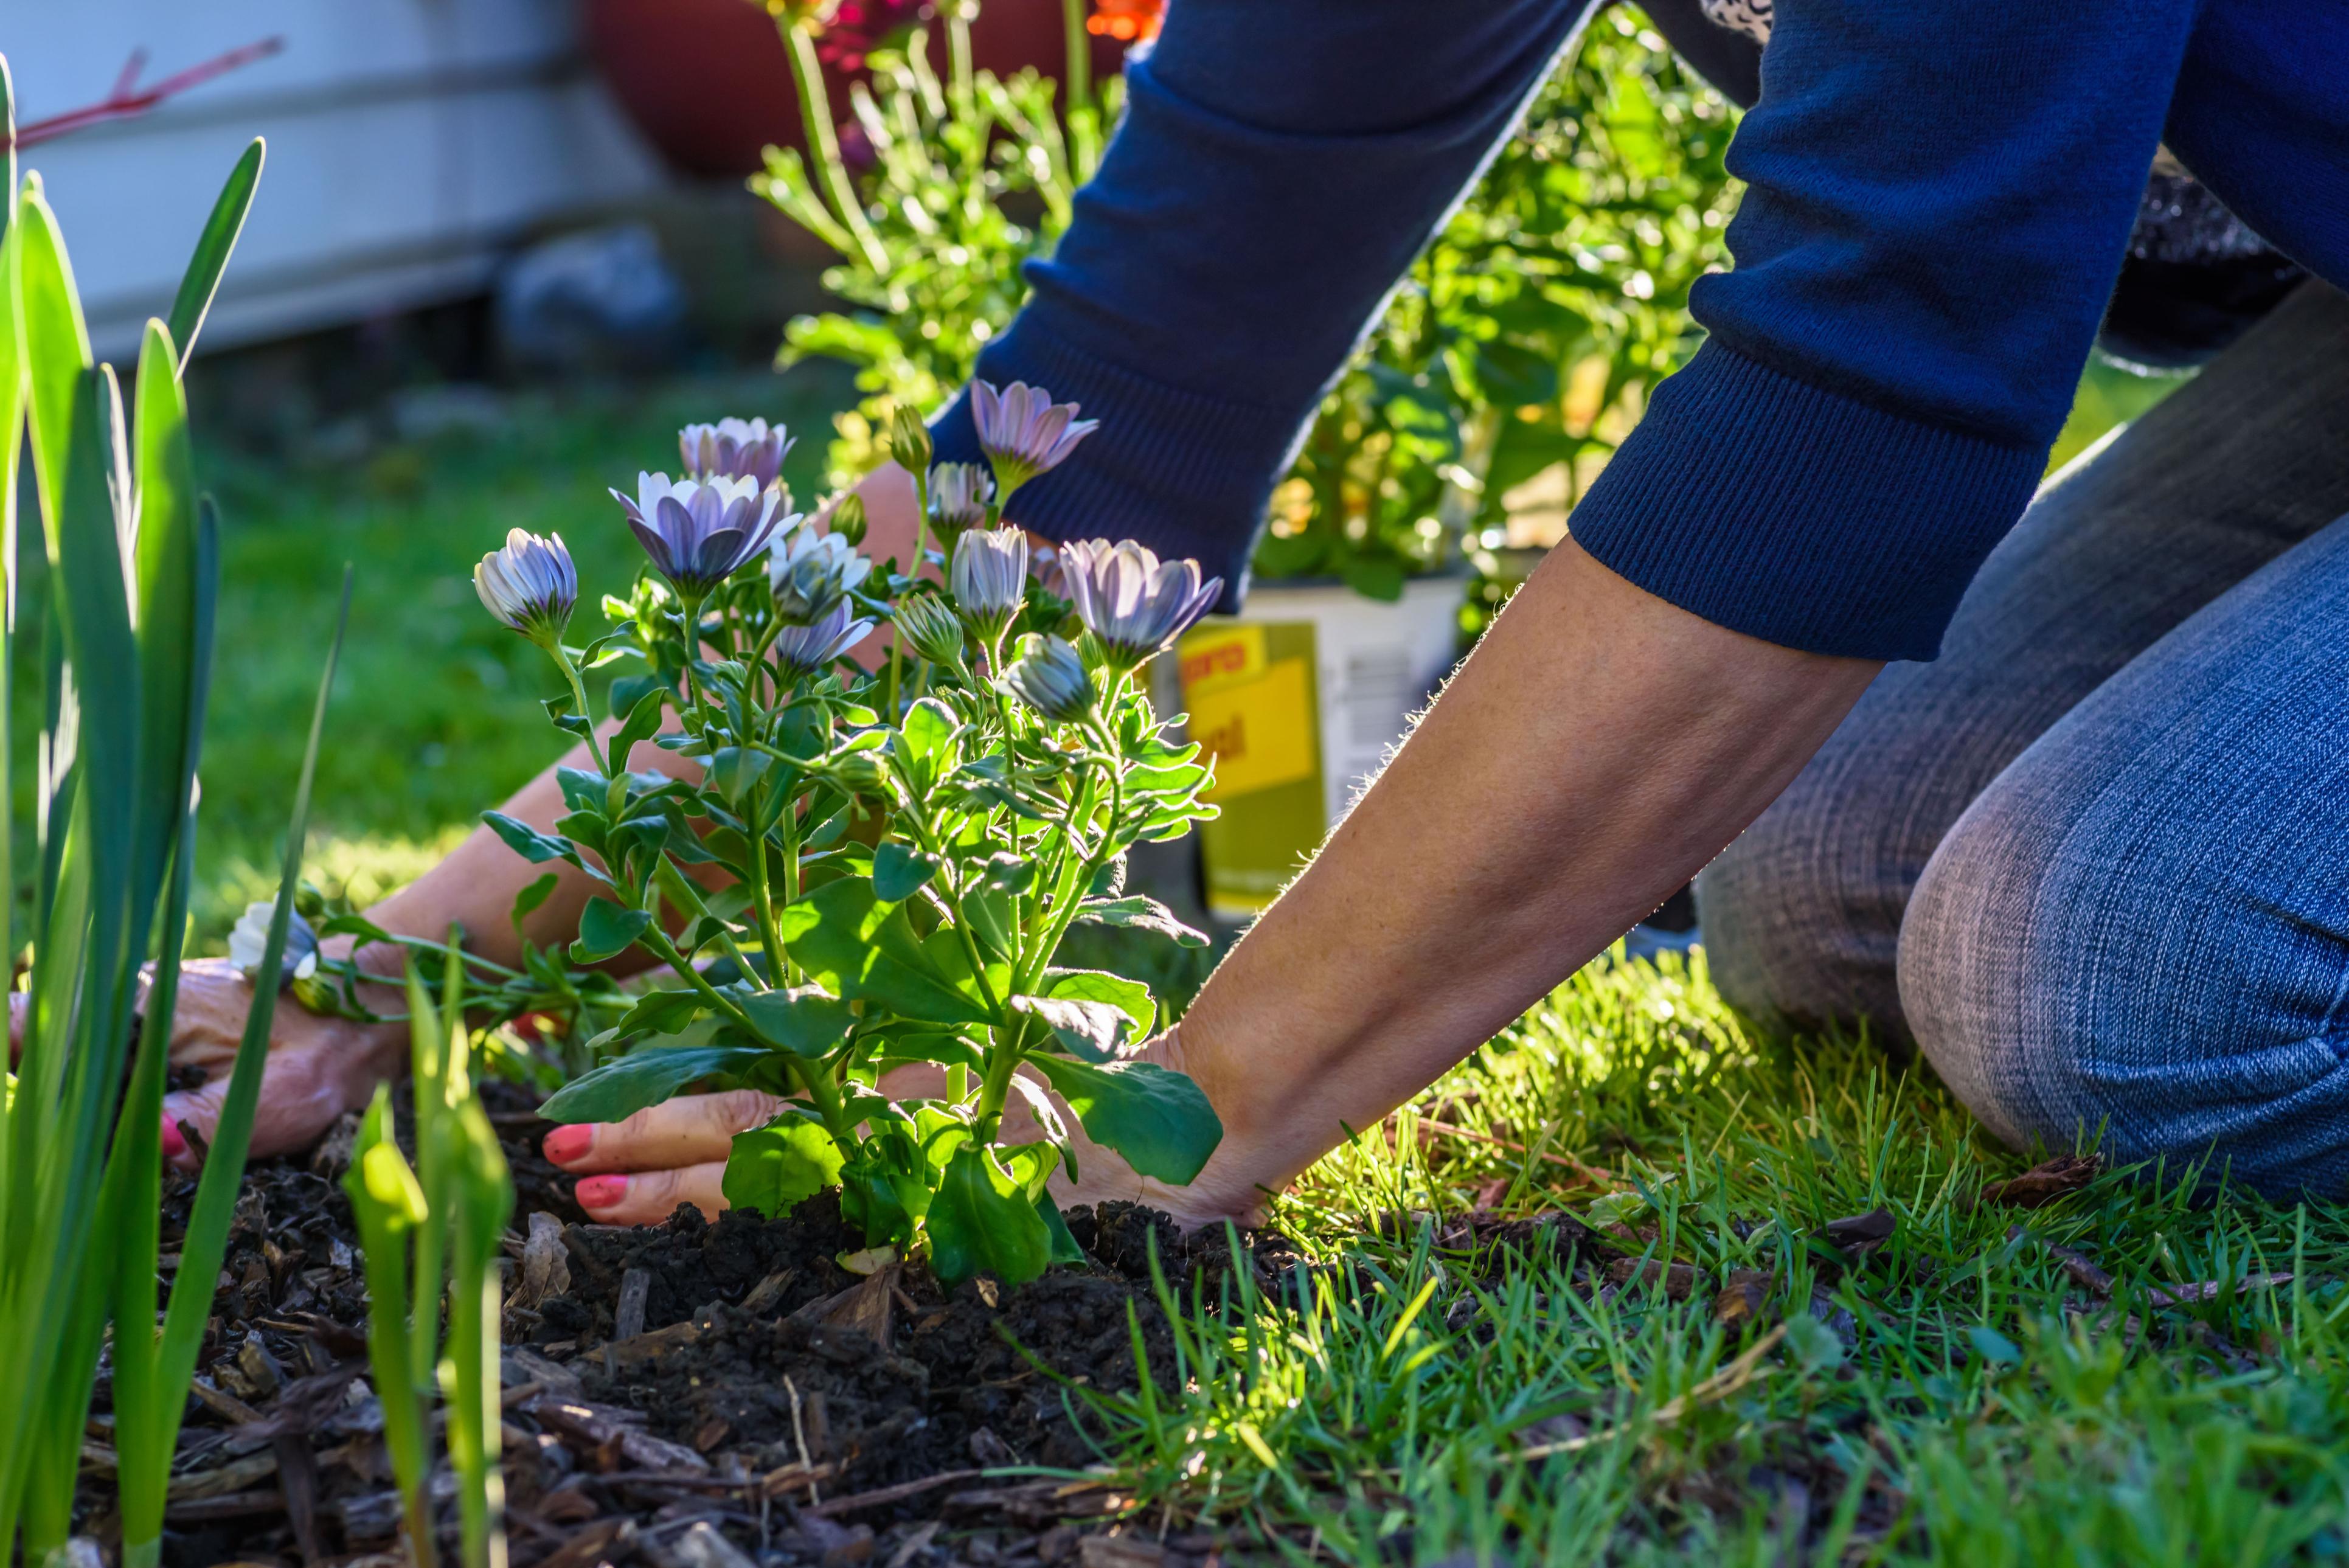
[{"xmin": 1083, "ymin": 950, "xmax": 2349, "ymax": 1564}]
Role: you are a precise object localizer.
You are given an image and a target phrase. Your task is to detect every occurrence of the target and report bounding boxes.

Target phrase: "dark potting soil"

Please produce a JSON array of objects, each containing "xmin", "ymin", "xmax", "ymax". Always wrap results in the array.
[{"xmin": 86, "ymin": 1078, "xmax": 1303, "ymax": 1568}]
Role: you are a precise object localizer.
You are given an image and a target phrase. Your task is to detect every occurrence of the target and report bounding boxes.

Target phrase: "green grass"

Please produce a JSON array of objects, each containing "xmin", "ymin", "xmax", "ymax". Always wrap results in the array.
[{"xmin": 1080, "ymin": 951, "xmax": 2349, "ymax": 1564}]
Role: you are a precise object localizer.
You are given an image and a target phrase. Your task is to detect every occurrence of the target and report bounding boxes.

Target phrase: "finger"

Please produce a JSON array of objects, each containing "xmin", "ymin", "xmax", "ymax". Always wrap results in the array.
[
  {"xmin": 161, "ymin": 1078, "xmax": 228, "ymax": 1174},
  {"xmin": 574, "ymin": 1162, "xmax": 728, "ymax": 1226},
  {"xmin": 543, "ymin": 1088, "xmax": 783, "ymax": 1174}
]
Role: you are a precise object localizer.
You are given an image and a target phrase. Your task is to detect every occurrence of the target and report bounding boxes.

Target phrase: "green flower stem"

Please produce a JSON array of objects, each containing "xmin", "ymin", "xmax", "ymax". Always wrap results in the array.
[
  {"xmin": 650, "ymin": 856, "xmax": 760, "ymax": 980},
  {"xmin": 781, "ymin": 16, "xmax": 889, "ymax": 274},
  {"xmin": 890, "ymin": 464, "xmax": 935, "ymax": 720},
  {"xmin": 971, "ymin": 1016, "xmax": 1031, "ymax": 1142},
  {"xmin": 1060, "ymin": 0, "xmax": 1091, "ymax": 120},
  {"xmin": 550, "ymin": 644, "xmax": 612, "ymax": 780},
  {"xmin": 1013, "ymin": 757, "xmax": 1111, "ymax": 996}
]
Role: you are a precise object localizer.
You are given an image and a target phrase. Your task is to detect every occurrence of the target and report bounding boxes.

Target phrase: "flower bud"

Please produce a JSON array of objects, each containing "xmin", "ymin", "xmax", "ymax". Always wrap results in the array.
[
  {"xmin": 829, "ymin": 491, "xmax": 869, "ymax": 546},
  {"xmin": 474, "ymin": 529, "xmax": 578, "ymax": 647},
  {"xmin": 894, "ymin": 592, "xmax": 969, "ymax": 670},
  {"xmin": 949, "ymin": 527, "xmax": 1029, "ymax": 644},
  {"xmin": 926, "ymin": 462, "xmax": 994, "ymax": 539},
  {"xmin": 889, "ymin": 404, "xmax": 934, "ymax": 476},
  {"xmin": 1002, "ymin": 633, "xmax": 1096, "ymax": 724}
]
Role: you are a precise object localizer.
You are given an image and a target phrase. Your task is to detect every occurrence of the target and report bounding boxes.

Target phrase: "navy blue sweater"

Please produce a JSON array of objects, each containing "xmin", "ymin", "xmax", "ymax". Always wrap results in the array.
[{"xmin": 931, "ymin": 0, "xmax": 2349, "ymax": 660}]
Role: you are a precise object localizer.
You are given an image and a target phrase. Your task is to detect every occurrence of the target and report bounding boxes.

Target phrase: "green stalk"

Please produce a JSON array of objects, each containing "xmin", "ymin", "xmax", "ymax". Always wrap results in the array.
[
  {"xmin": 1060, "ymin": 0, "xmax": 1091, "ymax": 120},
  {"xmin": 345, "ymin": 1087, "xmax": 438, "ymax": 1568},
  {"xmin": 780, "ymin": 16, "xmax": 889, "ymax": 274},
  {"xmin": 443, "ymin": 1098, "xmax": 512, "ymax": 1568}
]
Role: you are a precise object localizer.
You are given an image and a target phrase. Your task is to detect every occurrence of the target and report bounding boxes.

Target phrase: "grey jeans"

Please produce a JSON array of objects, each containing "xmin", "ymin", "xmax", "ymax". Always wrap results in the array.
[{"xmin": 1697, "ymin": 281, "xmax": 2349, "ymax": 1198}]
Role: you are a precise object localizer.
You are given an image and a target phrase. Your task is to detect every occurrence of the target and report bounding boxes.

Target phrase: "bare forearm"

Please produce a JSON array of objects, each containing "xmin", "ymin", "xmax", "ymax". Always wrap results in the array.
[{"xmin": 1173, "ymin": 542, "xmax": 1880, "ymax": 1202}]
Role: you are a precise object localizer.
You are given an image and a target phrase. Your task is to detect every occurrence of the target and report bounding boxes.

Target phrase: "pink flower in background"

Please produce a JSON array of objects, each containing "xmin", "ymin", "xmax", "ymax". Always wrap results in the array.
[{"xmin": 815, "ymin": 0, "xmax": 934, "ymax": 70}]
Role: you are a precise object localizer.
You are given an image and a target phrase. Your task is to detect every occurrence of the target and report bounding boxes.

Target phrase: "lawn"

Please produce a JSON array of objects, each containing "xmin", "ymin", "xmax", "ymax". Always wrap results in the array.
[
  {"xmin": 158, "ymin": 352, "xmax": 2328, "ymax": 1566},
  {"xmin": 1108, "ymin": 950, "xmax": 2349, "ymax": 1563}
]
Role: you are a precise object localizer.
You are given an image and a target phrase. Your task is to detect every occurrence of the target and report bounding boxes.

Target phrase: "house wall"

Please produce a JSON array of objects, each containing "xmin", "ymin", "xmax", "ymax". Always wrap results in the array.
[{"xmin": 13, "ymin": 0, "xmax": 667, "ymax": 362}]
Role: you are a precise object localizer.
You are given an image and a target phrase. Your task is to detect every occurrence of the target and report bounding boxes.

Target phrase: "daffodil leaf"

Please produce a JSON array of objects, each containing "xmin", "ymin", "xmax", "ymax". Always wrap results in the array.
[{"xmin": 1029, "ymin": 1057, "xmax": 1223, "ymax": 1185}]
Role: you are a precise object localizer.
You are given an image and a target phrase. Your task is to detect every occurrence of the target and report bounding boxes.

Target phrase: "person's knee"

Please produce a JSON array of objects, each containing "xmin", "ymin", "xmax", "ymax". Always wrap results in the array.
[
  {"xmin": 1901, "ymin": 774, "xmax": 2349, "ymax": 1199},
  {"xmin": 1698, "ymin": 774, "xmax": 1910, "ymax": 1038}
]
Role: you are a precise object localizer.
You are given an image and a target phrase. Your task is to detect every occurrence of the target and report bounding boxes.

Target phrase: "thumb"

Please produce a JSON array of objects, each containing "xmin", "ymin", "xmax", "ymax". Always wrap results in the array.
[{"xmin": 161, "ymin": 1077, "xmax": 227, "ymax": 1174}]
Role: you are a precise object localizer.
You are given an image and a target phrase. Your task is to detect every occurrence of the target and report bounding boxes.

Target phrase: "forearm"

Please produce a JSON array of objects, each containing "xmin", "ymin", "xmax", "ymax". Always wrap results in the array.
[
  {"xmin": 349, "ymin": 724, "xmax": 707, "ymax": 976},
  {"xmin": 1171, "ymin": 542, "xmax": 1878, "ymax": 1204}
]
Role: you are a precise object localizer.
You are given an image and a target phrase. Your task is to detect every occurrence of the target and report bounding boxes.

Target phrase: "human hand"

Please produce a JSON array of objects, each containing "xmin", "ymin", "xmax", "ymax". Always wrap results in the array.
[
  {"xmin": 8, "ymin": 955, "xmax": 407, "ymax": 1171},
  {"xmin": 540, "ymin": 1029, "xmax": 1268, "ymax": 1230}
]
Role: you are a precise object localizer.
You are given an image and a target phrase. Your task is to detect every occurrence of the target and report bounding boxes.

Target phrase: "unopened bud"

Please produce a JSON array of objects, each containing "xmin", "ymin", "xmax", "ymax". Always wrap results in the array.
[
  {"xmin": 830, "ymin": 492, "xmax": 868, "ymax": 547},
  {"xmin": 889, "ymin": 405, "xmax": 933, "ymax": 476}
]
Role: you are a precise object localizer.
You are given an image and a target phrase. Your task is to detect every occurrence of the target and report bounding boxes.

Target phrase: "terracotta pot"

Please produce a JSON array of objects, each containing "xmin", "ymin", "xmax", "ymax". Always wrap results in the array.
[{"xmin": 581, "ymin": 0, "xmax": 1129, "ymax": 179}]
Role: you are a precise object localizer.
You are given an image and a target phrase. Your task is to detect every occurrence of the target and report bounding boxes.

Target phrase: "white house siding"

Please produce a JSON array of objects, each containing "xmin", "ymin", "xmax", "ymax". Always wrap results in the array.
[{"xmin": 12, "ymin": 0, "xmax": 667, "ymax": 361}]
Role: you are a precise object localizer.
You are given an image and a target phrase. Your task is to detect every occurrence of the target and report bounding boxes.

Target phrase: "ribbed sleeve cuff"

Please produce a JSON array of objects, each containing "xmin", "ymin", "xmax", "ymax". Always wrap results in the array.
[
  {"xmin": 1568, "ymin": 342, "xmax": 2050, "ymax": 662},
  {"xmin": 929, "ymin": 319, "xmax": 1307, "ymax": 610}
]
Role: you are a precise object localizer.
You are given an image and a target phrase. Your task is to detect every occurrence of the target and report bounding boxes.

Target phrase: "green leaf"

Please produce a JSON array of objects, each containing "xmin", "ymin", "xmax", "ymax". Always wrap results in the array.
[
  {"xmin": 611, "ymin": 988, "xmax": 706, "ymax": 1041},
  {"xmin": 609, "ymin": 671, "xmax": 664, "ymax": 722},
  {"xmin": 872, "ymin": 841, "xmax": 941, "ymax": 901},
  {"xmin": 538, "ymin": 1045, "xmax": 770, "ymax": 1123},
  {"xmin": 1074, "ymin": 895, "xmax": 1209, "ymax": 948},
  {"xmin": 1029, "ymin": 1058, "xmax": 1223, "ymax": 1184},
  {"xmin": 1010, "ymin": 993, "xmax": 1128, "ymax": 1064},
  {"xmin": 570, "ymin": 897, "xmax": 652, "ymax": 963},
  {"xmin": 723, "ymin": 1117, "xmax": 847, "ymax": 1218},
  {"xmin": 165, "ymin": 139, "xmax": 263, "ymax": 364},
  {"xmin": 1043, "ymin": 968, "xmax": 1155, "ymax": 1042},
  {"xmin": 1339, "ymin": 555, "xmax": 1409, "ymax": 603},
  {"xmin": 926, "ymin": 1145, "xmax": 1052, "ymax": 1288},
  {"xmin": 484, "ymin": 811, "xmax": 583, "ymax": 869},
  {"xmin": 1964, "ymin": 1324, "xmax": 2021, "ymax": 1369},
  {"xmin": 707, "ymin": 745, "xmax": 774, "ymax": 807},
  {"xmin": 892, "ymin": 697, "xmax": 959, "ymax": 796},
  {"xmin": 778, "ymin": 879, "xmax": 993, "ymax": 1025},
  {"xmin": 1788, "ymin": 1313, "xmax": 1850, "ymax": 1372},
  {"xmin": 739, "ymin": 987, "xmax": 856, "ymax": 1057},
  {"xmin": 510, "ymin": 872, "xmax": 560, "ymax": 932},
  {"xmin": 1038, "ymin": 1197, "xmax": 1088, "ymax": 1266},
  {"xmin": 611, "ymin": 682, "xmax": 670, "ymax": 765}
]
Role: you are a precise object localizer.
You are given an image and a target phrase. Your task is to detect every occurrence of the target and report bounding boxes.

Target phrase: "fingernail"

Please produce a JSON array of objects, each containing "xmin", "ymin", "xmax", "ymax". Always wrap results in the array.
[
  {"xmin": 575, "ymin": 1174, "xmax": 626, "ymax": 1210},
  {"xmin": 161, "ymin": 1117, "xmax": 187, "ymax": 1159},
  {"xmin": 543, "ymin": 1124, "xmax": 594, "ymax": 1164}
]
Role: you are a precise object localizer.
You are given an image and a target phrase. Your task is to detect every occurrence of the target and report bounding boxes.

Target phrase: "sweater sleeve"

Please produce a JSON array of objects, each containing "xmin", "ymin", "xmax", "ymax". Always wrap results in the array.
[
  {"xmin": 927, "ymin": 0, "xmax": 1589, "ymax": 597},
  {"xmin": 1564, "ymin": 0, "xmax": 2203, "ymax": 661}
]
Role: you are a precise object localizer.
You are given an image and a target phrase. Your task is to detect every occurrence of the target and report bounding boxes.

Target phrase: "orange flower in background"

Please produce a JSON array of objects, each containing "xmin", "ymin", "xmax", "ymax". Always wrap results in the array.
[{"xmin": 1088, "ymin": 0, "xmax": 1164, "ymax": 43}]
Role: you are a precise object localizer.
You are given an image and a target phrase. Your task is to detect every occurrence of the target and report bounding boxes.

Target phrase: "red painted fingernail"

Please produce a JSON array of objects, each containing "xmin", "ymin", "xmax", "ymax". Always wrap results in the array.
[
  {"xmin": 160, "ymin": 1117, "xmax": 187, "ymax": 1159},
  {"xmin": 543, "ymin": 1124, "xmax": 594, "ymax": 1164},
  {"xmin": 575, "ymin": 1175, "xmax": 626, "ymax": 1210}
]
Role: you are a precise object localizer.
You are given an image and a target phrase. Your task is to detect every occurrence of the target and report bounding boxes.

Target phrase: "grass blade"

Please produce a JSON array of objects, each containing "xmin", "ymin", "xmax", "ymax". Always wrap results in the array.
[{"xmin": 164, "ymin": 139, "xmax": 263, "ymax": 365}]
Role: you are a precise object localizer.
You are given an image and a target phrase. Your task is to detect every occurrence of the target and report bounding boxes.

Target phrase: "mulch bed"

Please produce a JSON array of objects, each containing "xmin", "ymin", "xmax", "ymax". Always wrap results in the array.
[{"xmin": 79, "ymin": 1082, "xmax": 1302, "ymax": 1568}]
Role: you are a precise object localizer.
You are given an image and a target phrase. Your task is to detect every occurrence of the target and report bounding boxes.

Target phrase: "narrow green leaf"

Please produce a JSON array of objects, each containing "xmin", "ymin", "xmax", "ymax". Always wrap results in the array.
[{"xmin": 165, "ymin": 139, "xmax": 264, "ymax": 364}]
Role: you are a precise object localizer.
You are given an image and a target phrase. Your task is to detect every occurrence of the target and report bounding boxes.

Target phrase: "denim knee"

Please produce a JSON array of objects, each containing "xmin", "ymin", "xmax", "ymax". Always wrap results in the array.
[
  {"xmin": 1698, "ymin": 768, "xmax": 1914, "ymax": 1039},
  {"xmin": 1900, "ymin": 721, "xmax": 2349, "ymax": 1201}
]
